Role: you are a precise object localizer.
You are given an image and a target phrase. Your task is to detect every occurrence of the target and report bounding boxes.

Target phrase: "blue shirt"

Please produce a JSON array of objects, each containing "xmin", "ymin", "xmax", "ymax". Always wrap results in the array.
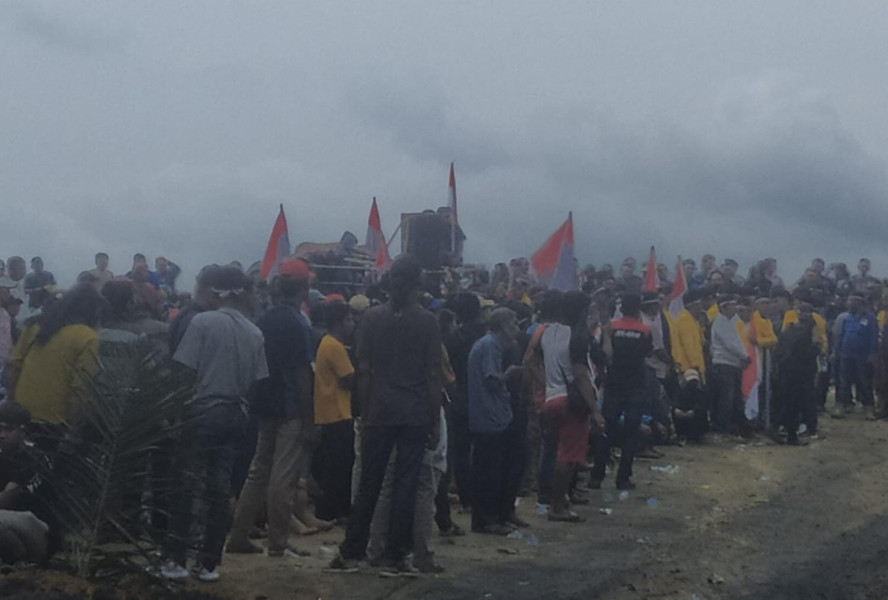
[
  {"xmin": 467, "ymin": 332, "xmax": 513, "ymax": 434},
  {"xmin": 837, "ymin": 311, "xmax": 878, "ymax": 360},
  {"xmin": 252, "ymin": 303, "xmax": 313, "ymax": 419}
]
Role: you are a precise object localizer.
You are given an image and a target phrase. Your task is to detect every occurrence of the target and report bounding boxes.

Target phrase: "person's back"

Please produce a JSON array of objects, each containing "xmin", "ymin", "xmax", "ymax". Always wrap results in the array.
[
  {"xmin": 10, "ymin": 323, "xmax": 98, "ymax": 424},
  {"xmin": 174, "ymin": 307, "xmax": 266, "ymax": 409},
  {"xmin": 608, "ymin": 316, "xmax": 652, "ymax": 393},
  {"xmin": 253, "ymin": 303, "xmax": 311, "ymax": 420},
  {"xmin": 359, "ymin": 302, "xmax": 441, "ymax": 426}
]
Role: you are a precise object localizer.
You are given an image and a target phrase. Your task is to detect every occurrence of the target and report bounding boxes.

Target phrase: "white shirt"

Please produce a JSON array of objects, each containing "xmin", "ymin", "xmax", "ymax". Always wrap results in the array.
[{"xmin": 541, "ymin": 323, "xmax": 573, "ymax": 401}]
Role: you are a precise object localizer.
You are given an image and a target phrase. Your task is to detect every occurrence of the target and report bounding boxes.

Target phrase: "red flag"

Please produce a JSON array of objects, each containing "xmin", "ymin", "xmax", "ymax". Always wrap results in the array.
[
  {"xmin": 531, "ymin": 213, "xmax": 578, "ymax": 291},
  {"xmin": 366, "ymin": 198, "xmax": 391, "ymax": 272},
  {"xmin": 667, "ymin": 255, "xmax": 687, "ymax": 318},
  {"xmin": 644, "ymin": 246, "xmax": 659, "ymax": 292},
  {"xmin": 259, "ymin": 204, "xmax": 291, "ymax": 280},
  {"xmin": 448, "ymin": 162, "xmax": 458, "ymax": 225}
]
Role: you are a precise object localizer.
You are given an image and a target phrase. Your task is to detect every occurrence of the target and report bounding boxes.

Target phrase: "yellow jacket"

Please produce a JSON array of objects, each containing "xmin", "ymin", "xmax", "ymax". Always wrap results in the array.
[
  {"xmin": 673, "ymin": 310, "xmax": 706, "ymax": 377},
  {"xmin": 782, "ymin": 310, "xmax": 828, "ymax": 353},
  {"xmin": 706, "ymin": 304, "xmax": 719, "ymax": 323},
  {"xmin": 752, "ymin": 311, "xmax": 778, "ymax": 349}
]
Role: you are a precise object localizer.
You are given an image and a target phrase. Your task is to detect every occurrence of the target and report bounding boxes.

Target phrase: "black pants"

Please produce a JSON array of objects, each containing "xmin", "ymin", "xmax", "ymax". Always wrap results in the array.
[
  {"xmin": 779, "ymin": 375, "xmax": 813, "ymax": 441},
  {"xmin": 166, "ymin": 403, "xmax": 245, "ymax": 570},
  {"xmin": 672, "ymin": 408, "xmax": 707, "ymax": 442},
  {"xmin": 838, "ymin": 357, "xmax": 874, "ymax": 407},
  {"xmin": 313, "ymin": 419, "xmax": 355, "ymax": 521},
  {"xmin": 470, "ymin": 430, "xmax": 512, "ymax": 530},
  {"xmin": 503, "ymin": 410, "xmax": 528, "ymax": 516},
  {"xmin": 711, "ymin": 364, "xmax": 744, "ymax": 433},
  {"xmin": 592, "ymin": 387, "xmax": 644, "ymax": 484},
  {"xmin": 340, "ymin": 424, "xmax": 428, "ymax": 561}
]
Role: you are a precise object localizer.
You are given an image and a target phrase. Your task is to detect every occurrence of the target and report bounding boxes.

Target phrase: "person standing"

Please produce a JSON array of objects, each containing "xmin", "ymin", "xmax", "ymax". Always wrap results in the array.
[
  {"xmin": 833, "ymin": 292, "xmax": 879, "ymax": 419},
  {"xmin": 227, "ymin": 259, "xmax": 314, "ymax": 556},
  {"xmin": 772, "ymin": 302, "xmax": 819, "ymax": 445},
  {"xmin": 6, "ymin": 257, "xmax": 29, "ymax": 325},
  {"xmin": 330, "ymin": 256, "xmax": 442, "ymax": 576},
  {"xmin": 88, "ymin": 253, "xmax": 114, "ymax": 291},
  {"xmin": 543, "ymin": 291, "xmax": 603, "ymax": 519},
  {"xmin": 162, "ymin": 267, "xmax": 268, "ymax": 582},
  {"xmin": 23, "ymin": 258, "xmax": 57, "ymax": 313},
  {"xmin": 592, "ymin": 294, "xmax": 652, "ymax": 490},
  {"xmin": 709, "ymin": 297, "xmax": 751, "ymax": 436},
  {"xmin": 311, "ymin": 301, "xmax": 356, "ymax": 522},
  {"xmin": 673, "ymin": 290, "xmax": 707, "ymax": 380},
  {"xmin": 467, "ymin": 308, "xmax": 521, "ymax": 535}
]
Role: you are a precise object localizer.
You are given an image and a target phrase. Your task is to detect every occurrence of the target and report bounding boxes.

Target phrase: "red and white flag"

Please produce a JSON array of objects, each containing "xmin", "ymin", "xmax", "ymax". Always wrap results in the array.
[
  {"xmin": 644, "ymin": 246, "xmax": 659, "ymax": 292},
  {"xmin": 366, "ymin": 197, "xmax": 391, "ymax": 272},
  {"xmin": 667, "ymin": 255, "xmax": 687, "ymax": 318},
  {"xmin": 259, "ymin": 204, "xmax": 291, "ymax": 280}
]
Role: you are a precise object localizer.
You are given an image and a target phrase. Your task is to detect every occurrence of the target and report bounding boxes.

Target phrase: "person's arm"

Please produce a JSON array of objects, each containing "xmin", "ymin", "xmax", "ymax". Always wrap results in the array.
[{"xmin": 869, "ymin": 316, "xmax": 880, "ymax": 362}]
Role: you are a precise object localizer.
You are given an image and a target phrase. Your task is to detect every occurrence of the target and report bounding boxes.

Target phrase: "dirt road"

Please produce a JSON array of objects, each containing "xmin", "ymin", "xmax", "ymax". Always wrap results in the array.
[{"xmin": 199, "ymin": 411, "xmax": 888, "ymax": 600}]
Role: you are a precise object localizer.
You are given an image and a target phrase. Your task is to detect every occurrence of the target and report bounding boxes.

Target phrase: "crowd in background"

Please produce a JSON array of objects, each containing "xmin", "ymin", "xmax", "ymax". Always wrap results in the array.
[{"xmin": 0, "ymin": 250, "xmax": 886, "ymax": 580}]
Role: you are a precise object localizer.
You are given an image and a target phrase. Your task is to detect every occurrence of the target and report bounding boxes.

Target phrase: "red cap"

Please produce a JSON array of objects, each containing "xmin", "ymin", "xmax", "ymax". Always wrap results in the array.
[
  {"xmin": 278, "ymin": 258, "xmax": 314, "ymax": 281},
  {"xmin": 325, "ymin": 293, "xmax": 346, "ymax": 304}
]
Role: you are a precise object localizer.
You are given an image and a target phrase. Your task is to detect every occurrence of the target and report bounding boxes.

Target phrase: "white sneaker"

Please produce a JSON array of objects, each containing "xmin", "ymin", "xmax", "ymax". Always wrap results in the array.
[
  {"xmin": 159, "ymin": 561, "xmax": 189, "ymax": 580},
  {"xmin": 191, "ymin": 564, "xmax": 220, "ymax": 582}
]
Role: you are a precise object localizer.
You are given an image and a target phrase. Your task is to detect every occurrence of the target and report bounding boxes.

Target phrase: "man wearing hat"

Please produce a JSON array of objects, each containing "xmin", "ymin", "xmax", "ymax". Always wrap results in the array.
[
  {"xmin": 709, "ymin": 295, "xmax": 751, "ymax": 435},
  {"xmin": 228, "ymin": 258, "xmax": 314, "ymax": 557},
  {"xmin": 834, "ymin": 292, "xmax": 879, "ymax": 419}
]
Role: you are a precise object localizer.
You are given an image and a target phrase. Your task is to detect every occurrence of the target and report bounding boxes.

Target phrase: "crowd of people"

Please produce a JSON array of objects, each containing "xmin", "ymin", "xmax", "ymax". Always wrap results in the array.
[{"xmin": 0, "ymin": 249, "xmax": 886, "ymax": 580}]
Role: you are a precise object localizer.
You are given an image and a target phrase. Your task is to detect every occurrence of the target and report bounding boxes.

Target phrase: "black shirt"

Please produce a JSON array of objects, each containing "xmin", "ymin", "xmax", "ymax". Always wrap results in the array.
[{"xmin": 358, "ymin": 302, "xmax": 442, "ymax": 427}]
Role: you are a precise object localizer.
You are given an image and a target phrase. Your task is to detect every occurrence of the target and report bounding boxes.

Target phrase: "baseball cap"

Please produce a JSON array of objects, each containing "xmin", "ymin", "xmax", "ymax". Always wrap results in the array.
[
  {"xmin": 278, "ymin": 258, "xmax": 315, "ymax": 281},
  {"xmin": 349, "ymin": 294, "xmax": 371, "ymax": 313},
  {"xmin": 683, "ymin": 369, "xmax": 701, "ymax": 383}
]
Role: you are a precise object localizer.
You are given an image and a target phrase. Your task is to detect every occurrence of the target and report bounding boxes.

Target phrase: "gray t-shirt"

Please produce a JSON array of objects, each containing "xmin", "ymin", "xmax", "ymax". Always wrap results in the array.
[{"xmin": 173, "ymin": 307, "xmax": 269, "ymax": 406}]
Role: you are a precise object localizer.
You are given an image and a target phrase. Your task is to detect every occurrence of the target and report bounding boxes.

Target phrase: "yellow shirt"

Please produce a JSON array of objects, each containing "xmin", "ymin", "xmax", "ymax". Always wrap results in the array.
[
  {"xmin": 313, "ymin": 334, "xmax": 355, "ymax": 425},
  {"xmin": 673, "ymin": 310, "xmax": 706, "ymax": 377},
  {"xmin": 783, "ymin": 310, "xmax": 828, "ymax": 353},
  {"xmin": 706, "ymin": 304, "xmax": 719, "ymax": 323},
  {"xmin": 9, "ymin": 324, "xmax": 99, "ymax": 425}
]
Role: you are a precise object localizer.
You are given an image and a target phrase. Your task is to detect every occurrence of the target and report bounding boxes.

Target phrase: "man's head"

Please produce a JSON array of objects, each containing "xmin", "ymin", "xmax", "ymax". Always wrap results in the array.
[
  {"xmin": 324, "ymin": 301, "xmax": 355, "ymax": 341},
  {"xmin": 95, "ymin": 252, "xmax": 109, "ymax": 270},
  {"xmin": 620, "ymin": 294, "xmax": 642, "ymax": 319},
  {"xmin": 30, "ymin": 257, "xmax": 43, "ymax": 273},
  {"xmin": 7, "ymin": 256, "xmax": 25, "ymax": 281},
  {"xmin": 449, "ymin": 291, "xmax": 482, "ymax": 324},
  {"xmin": 683, "ymin": 289, "xmax": 703, "ymax": 317},
  {"xmin": 754, "ymin": 297, "xmax": 771, "ymax": 316},
  {"xmin": 682, "ymin": 258, "xmax": 697, "ymax": 280},
  {"xmin": 657, "ymin": 263, "xmax": 669, "ymax": 280},
  {"xmin": 811, "ymin": 258, "xmax": 825, "ymax": 274},
  {"xmin": 562, "ymin": 290, "xmax": 592, "ymax": 326},
  {"xmin": 101, "ymin": 280, "xmax": 135, "ymax": 319},
  {"xmin": 0, "ymin": 401, "xmax": 30, "ymax": 453},
  {"xmin": 771, "ymin": 289, "xmax": 792, "ymax": 313},
  {"xmin": 488, "ymin": 307, "xmax": 519, "ymax": 341},
  {"xmin": 701, "ymin": 254, "xmax": 716, "ymax": 274},
  {"xmin": 803, "ymin": 268, "xmax": 820, "ymax": 285},
  {"xmin": 538, "ymin": 289, "xmax": 564, "ymax": 323},
  {"xmin": 193, "ymin": 265, "xmax": 222, "ymax": 309},
  {"xmin": 859, "ymin": 258, "xmax": 871, "ymax": 276},
  {"xmin": 620, "ymin": 257, "xmax": 636, "ymax": 277},
  {"xmin": 275, "ymin": 258, "xmax": 313, "ymax": 304},
  {"xmin": 718, "ymin": 295, "xmax": 739, "ymax": 319},
  {"xmin": 388, "ymin": 255, "xmax": 423, "ymax": 308},
  {"xmin": 722, "ymin": 259, "xmax": 738, "ymax": 279},
  {"xmin": 211, "ymin": 266, "xmax": 254, "ymax": 312},
  {"xmin": 848, "ymin": 293, "xmax": 866, "ymax": 314},
  {"xmin": 707, "ymin": 269, "xmax": 724, "ymax": 286},
  {"xmin": 641, "ymin": 291, "xmax": 661, "ymax": 316},
  {"xmin": 797, "ymin": 301, "xmax": 815, "ymax": 327},
  {"xmin": 132, "ymin": 253, "xmax": 147, "ymax": 268}
]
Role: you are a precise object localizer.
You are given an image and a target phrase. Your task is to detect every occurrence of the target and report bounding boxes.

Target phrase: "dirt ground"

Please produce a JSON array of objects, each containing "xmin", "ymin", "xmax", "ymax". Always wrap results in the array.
[
  {"xmin": 8, "ymin": 407, "xmax": 888, "ymax": 600},
  {"xmin": 183, "ymin": 407, "xmax": 888, "ymax": 600}
]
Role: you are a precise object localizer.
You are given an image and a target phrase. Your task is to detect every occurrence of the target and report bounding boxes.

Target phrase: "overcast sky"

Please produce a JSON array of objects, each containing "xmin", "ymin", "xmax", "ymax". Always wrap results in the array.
[{"xmin": 2, "ymin": 0, "xmax": 887, "ymax": 288}]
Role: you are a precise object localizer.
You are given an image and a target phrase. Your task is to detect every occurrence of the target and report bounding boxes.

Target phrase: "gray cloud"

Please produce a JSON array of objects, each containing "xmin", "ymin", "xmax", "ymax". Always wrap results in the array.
[{"xmin": 1, "ymin": 1, "xmax": 886, "ymax": 289}]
